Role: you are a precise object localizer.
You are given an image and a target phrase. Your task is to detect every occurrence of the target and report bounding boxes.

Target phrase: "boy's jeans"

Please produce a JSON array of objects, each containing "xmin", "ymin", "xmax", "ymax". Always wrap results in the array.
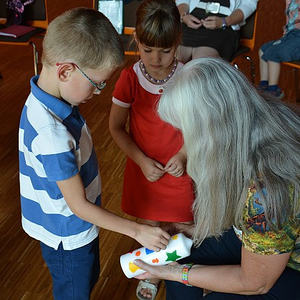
[{"xmin": 40, "ymin": 236, "xmax": 100, "ymax": 300}]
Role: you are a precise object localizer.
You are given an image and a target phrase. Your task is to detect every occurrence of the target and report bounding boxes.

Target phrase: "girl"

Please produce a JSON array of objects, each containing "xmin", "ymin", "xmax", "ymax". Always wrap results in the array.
[{"xmin": 109, "ymin": 0, "xmax": 195, "ymax": 299}]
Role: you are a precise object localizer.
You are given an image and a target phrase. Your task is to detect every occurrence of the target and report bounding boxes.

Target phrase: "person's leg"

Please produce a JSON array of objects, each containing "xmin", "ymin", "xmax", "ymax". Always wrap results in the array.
[
  {"xmin": 259, "ymin": 48, "xmax": 269, "ymax": 83},
  {"xmin": 165, "ymin": 228, "xmax": 242, "ymax": 300},
  {"xmin": 192, "ymin": 46, "xmax": 220, "ymax": 59},
  {"xmin": 40, "ymin": 237, "xmax": 100, "ymax": 300},
  {"xmin": 205, "ymin": 265, "xmax": 300, "ymax": 300},
  {"xmin": 268, "ymin": 61, "xmax": 281, "ymax": 86},
  {"xmin": 176, "ymin": 45, "xmax": 193, "ymax": 63},
  {"xmin": 166, "ymin": 280, "xmax": 203, "ymax": 300},
  {"xmin": 265, "ymin": 61, "xmax": 283, "ymax": 98},
  {"xmin": 137, "ymin": 219, "xmax": 161, "ymax": 300}
]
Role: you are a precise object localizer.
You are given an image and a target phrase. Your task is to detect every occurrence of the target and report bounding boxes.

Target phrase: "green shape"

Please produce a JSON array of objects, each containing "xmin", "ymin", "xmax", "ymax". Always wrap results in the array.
[{"xmin": 165, "ymin": 250, "xmax": 182, "ymax": 262}]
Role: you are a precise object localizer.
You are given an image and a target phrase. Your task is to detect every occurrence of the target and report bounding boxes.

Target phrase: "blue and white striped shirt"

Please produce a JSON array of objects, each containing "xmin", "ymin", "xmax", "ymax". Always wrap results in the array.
[{"xmin": 19, "ymin": 76, "xmax": 101, "ymax": 250}]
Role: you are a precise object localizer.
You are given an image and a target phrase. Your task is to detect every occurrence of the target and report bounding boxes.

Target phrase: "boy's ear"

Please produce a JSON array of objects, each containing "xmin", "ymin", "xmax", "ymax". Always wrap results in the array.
[{"xmin": 56, "ymin": 63, "xmax": 75, "ymax": 82}]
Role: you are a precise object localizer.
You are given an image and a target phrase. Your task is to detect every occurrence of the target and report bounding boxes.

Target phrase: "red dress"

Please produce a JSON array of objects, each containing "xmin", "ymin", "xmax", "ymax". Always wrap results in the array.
[{"xmin": 112, "ymin": 61, "xmax": 194, "ymax": 222}]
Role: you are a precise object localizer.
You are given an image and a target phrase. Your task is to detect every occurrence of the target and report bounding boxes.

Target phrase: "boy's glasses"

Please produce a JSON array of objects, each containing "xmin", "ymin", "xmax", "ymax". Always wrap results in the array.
[{"xmin": 56, "ymin": 62, "xmax": 106, "ymax": 95}]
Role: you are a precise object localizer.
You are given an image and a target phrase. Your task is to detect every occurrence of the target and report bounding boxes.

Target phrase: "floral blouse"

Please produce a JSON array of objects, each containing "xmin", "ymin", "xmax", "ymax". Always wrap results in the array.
[{"xmin": 240, "ymin": 184, "xmax": 300, "ymax": 272}]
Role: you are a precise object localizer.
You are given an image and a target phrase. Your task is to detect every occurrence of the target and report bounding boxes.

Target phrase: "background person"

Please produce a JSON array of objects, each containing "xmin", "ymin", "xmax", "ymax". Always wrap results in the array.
[
  {"xmin": 257, "ymin": 0, "xmax": 300, "ymax": 99},
  {"xmin": 176, "ymin": 0, "xmax": 257, "ymax": 62}
]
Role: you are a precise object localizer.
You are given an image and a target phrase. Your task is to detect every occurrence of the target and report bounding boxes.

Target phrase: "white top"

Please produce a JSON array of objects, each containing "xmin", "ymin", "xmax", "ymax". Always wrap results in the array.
[{"xmin": 176, "ymin": 0, "xmax": 258, "ymax": 30}]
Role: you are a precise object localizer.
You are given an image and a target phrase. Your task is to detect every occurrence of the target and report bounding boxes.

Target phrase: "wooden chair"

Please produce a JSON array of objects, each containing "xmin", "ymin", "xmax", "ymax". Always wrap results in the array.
[
  {"xmin": 282, "ymin": 61, "xmax": 300, "ymax": 102},
  {"xmin": 0, "ymin": 0, "xmax": 48, "ymax": 75},
  {"xmin": 231, "ymin": 10, "xmax": 258, "ymax": 83}
]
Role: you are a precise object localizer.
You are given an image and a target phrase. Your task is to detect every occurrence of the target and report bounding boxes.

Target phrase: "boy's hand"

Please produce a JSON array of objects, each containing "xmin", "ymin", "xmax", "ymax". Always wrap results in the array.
[
  {"xmin": 135, "ymin": 224, "xmax": 170, "ymax": 251},
  {"xmin": 140, "ymin": 157, "xmax": 165, "ymax": 182},
  {"xmin": 164, "ymin": 152, "xmax": 186, "ymax": 177}
]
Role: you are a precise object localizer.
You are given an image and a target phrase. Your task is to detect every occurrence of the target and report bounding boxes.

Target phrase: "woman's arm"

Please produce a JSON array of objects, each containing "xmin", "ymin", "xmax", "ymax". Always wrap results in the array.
[
  {"xmin": 202, "ymin": 8, "xmax": 244, "ymax": 29},
  {"xmin": 177, "ymin": 1, "xmax": 202, "ymax": 29},
  {"xmin": 235, "ymin": 0, "xmax": 258, "ymax": 20},
  {"xmin": 202, "ymin": 0, "xmax": 257, "ymax": 29},
  {"xmin": 135, "ymin": 246, "xmax": 291, "ymax": 294}
]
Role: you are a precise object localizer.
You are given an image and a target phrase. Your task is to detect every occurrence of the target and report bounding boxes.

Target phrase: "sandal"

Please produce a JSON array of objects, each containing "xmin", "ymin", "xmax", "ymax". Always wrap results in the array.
[{"xmin": 136, "ymin": 279, "xmax": 158, "ymax": 300}]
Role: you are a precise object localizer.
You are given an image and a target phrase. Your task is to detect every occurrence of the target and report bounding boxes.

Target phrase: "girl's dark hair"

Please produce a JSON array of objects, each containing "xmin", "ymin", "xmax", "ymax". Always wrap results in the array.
[{"xmin": 135, "ymin": 0, "xmax": 181, "ymax": 48}]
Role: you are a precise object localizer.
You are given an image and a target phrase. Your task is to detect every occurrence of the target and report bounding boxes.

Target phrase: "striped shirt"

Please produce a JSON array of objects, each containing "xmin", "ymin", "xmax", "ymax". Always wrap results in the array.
[{"xmin": 19, "ymin": 76, "xmax": 101, "ymax": 250}]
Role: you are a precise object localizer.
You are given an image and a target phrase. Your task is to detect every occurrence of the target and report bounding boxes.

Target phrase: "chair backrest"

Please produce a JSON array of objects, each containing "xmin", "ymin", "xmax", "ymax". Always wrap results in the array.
[
  {"xmin": 239, "ymin": 10, "xmax": 257, "ymax": 51},
  {"xmin": 0, "ymin": 0, "xmax": 48, "ymax": 29}
]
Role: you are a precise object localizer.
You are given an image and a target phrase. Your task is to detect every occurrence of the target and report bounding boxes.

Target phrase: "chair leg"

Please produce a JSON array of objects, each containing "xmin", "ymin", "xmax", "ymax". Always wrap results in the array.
[
  {"xmin": 293, "ymin": 67, "xmax": 300, "ymax": 103},
  {"xmin": 30, "ymin": 41, "xmax": 39, "ymax": 76},
  {"xmin": 245, "ymin": 56, "xmax": 255, "ymax": 84},
  {"xmin": 232, "ymin": 56, "xmax": 255, "ymax": 84}
]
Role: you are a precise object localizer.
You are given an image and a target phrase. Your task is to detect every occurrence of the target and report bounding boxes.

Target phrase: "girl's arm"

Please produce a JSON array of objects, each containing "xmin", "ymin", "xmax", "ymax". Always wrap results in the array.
[
  {"xmin": 135, "ymin": 246, "xmax": 291, "ymax": 294},
  {"xmin": 57, "ymin": 174, "xmax": 170, "ymax": 251},
  {"xmin": 109, "ymin": 103, "xmax": 164, "ymax": 182}
]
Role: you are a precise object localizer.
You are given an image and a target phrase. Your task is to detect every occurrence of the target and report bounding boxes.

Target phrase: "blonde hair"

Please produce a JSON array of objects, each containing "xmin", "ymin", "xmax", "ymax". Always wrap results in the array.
[
  {"xmin": 135, "ymin": 0, "xmax": 181, "ymax": 48},
  {"xmin": 158, "ymin": 58, "xmax": 300, "ymax": 246},
  {"xmin": 42, "ymin": 7, "xmax": 124, "ymax": 69}
]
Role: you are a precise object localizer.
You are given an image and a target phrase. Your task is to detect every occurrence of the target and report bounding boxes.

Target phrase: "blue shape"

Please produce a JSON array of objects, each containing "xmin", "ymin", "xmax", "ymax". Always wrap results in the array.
[{"xmin": 145, "ymin": 248, "xmax": 154, "ymax": 255}]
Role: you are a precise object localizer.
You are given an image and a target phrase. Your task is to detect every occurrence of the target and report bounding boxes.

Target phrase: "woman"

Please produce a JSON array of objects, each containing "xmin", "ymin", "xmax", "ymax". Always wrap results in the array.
[
  {"xmin": 134, "ymin": 58, "xmax": 300, "ymax": 299},
  {"xmin": 176, "ymin": 0, "xmax": 257, "ymax": 61}
]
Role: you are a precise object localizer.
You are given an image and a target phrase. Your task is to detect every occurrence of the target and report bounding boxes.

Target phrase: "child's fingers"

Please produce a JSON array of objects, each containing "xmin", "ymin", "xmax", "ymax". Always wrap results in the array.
[
  {"xmin": 164, "ymin": 162, "xmax": 177, "ymax": 172},
  {"xmin": 154, "ymin": 161, "xmax": 164, "ymax": 170},
  {"xmin": 161, "ymin": 232, "xmax": 171, "ymax": 244}
]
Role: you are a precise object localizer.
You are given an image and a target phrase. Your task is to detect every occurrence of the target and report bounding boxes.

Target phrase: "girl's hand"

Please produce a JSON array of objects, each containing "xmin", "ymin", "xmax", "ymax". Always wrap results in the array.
[
  {"xmin": 134, "ymin": 260, "xmax": 182, "ymax": 282},
  {"xmin": 164, "ymin": 152, "xmax": 186, "ymax": 177},
  {"xmin": 173, "ymin": 222, "xmax": 195, "ymax": 238},
  {"xmin": 140, "ymin": 157, "xmax": 165, "ymax": 182},
  {"xmin": 202, "ymin": 16, "xmax": 223, "ymax": 29},
  {"xmin": 135, "ymin": 224, "xmax": 170, "ymax": 251},
  {"xmin": 182, "ymin": 14, "xmax": 202, "ymax": 29}
]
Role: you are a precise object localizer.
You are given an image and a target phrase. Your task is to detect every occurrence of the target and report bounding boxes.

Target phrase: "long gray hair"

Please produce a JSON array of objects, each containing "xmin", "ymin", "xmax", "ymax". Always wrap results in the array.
[{"xmin": 158, "ymin": 58, "xmax": 300, "ymax": 246}]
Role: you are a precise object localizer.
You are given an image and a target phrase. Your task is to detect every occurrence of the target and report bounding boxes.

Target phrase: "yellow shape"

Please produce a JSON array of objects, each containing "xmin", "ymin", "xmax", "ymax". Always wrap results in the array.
[
  {"xmin": 129, "ymin": 262, "xmax": 140, "ymax": 273},
  {"xmin": 172, "ymin": 235, "xmax": 178, "ymax": 240}
]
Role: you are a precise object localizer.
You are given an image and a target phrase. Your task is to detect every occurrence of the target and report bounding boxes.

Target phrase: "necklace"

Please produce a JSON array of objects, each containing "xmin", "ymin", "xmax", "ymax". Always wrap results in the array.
[{"xmin": 139, "ymin": 59, "xmax": 178, "ymax": 85}]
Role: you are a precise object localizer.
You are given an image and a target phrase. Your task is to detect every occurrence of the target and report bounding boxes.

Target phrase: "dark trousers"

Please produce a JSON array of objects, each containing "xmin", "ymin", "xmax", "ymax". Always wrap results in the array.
[
  {"xmin": 165, "ymin": 228, "xmax": 300, "ymax": 300},
  {"xmin": 40, "ymin": 236, "xmax": 100, "ymax": 300}
]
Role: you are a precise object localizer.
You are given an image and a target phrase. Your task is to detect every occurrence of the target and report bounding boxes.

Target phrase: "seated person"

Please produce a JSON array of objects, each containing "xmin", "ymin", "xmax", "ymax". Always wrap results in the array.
[
  {"xmin": 257, "ymin": 0, "xmax": 300, "ymax": 99},
  {"xmin": 176, "ymin": 0, "xmax": 257, "ymax": 62}
]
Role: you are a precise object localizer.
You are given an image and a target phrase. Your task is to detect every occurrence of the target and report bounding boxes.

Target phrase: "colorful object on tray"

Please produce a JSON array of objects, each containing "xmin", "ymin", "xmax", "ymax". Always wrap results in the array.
[{"xmin": 120, "ymin": 233, "xmax": 193, "ymax": 278}]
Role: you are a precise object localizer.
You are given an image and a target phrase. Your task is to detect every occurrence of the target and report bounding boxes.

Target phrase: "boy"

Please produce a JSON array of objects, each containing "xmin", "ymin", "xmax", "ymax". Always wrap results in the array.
[
  {"xmin": 258, "ymin": 0, "xmax": 300, "ymax": 99},
  {"xmin": 18, "ymin": 8, "xmax": 170, "ymax": 300}
]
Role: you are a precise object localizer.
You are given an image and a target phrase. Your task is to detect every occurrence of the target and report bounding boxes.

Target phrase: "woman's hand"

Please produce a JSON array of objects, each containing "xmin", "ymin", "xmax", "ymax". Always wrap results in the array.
[
  {"xmin": 182, "ymin": 14, "xmax": 202, "ymax": 29},
  {"xmin": 202, "ymin": 16, "xmax": 223, "ymax": 29},
  {"xmin": 134, "ymin": 260, "xmax": 183, "ymax": 282},
  {"xmin": 140, "ymin": 157, "xmax": 165, "ymax": 182},
  {"xmin": 164, "ymin": 151, "xmax": 186, "ymax": 177},
  {"xmin": 135, "ymin": 224, "xmax": 170, "ymax": 251}
]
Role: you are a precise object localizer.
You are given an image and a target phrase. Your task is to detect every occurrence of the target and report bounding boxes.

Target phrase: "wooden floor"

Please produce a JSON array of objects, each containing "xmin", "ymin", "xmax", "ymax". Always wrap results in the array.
[{"xmin": 0, "ymin": 39, "xmax": 166, "ymax": 299}]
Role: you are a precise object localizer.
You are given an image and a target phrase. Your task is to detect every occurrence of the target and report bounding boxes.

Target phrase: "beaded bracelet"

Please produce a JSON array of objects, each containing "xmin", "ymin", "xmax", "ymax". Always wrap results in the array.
[{"xmin": 182, "ymin": 263, "xmax": 193, "ymax": 286}]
